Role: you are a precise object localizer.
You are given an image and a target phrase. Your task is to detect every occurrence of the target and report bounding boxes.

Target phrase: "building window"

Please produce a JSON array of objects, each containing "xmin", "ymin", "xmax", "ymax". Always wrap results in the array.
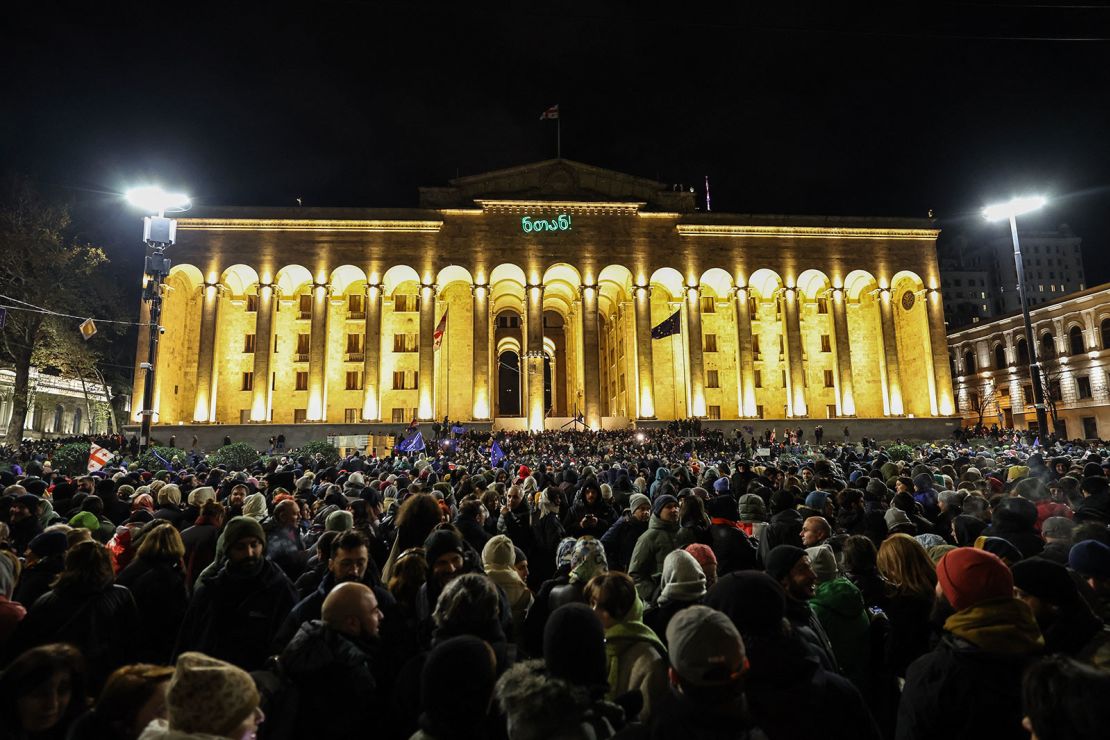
[
  {"xmin": 298, "ymin": 293, "xmax": 313, "ymax": 319},
  {"xmin": 820, "ymin": 335, "xmax": 831, "ymax": 353},
  {"xmin": 1078, "ymin": 376, "xmax": 1092, "ymax": 399},
  {"xmin": 241, "ymin": 372, "xmax": 254, "ymax": 391},
  {"xmin": 704, "ymin": 334, "xmax": 718, "ymax": 352},
  {"xmin": 497, "ymin": 314, "xmax": 520, "ymax": 329},
  {"xmin": 707, "ymin": 405, "xmax": 721, "ymax": 419},
  {"xmin": 274, "ymin": 335, "xmax": 280, "ymax": 354},
  {"xmin": 243, "ymin": 334, "xmax": 256, "ymax": 353},
  {"xmin": 246, "ymin": 294, "xmax": 258, "ymax": 312},
  {"xmin": 1023, "ymin": 385, "xmax": 1033, "ymax": 405},
  {"xmin": 618, "ymin": 374, "xmax": 626, "ymax": 393},
  {"xmin": 392, "ymin": 371, "xmax": 418, "ymax": 390},
  {"xmin": 754, "ymin": 370, "xmax": 762, "ymax": 388},
  {"xmin": 823, "ymin": 369, "xmax": 834, "ymax": 388},
  {"xmin": 348, "ymin": 293, "xmax": 365, "ymax": 319},
  {"xmin": 239, "ymin": 409, "xmax": 251, "ymax": 424},
  {"xmin": 296, "ymin": 333, "xmax": 311, "ymax": 362},
  {"xmin": 391, "ymin": 408, "xmax": 407, "ymax": 423},
  {"xmin": 393, "ymin": 333, "xmax": 418, "ymax": 352},
  {"xmin": 1070, "ymin": 326, "xmax": 1085, "ymax": 355},
  {"xmin": 344, "ymin": 408, "xmax": 360, "ymax": 423},
  {"xmin": 295, "ymin": 372, "xmax": 309, "ymax": 391},
  {"xmin": 751, "ymin": 334, "xmax": 761, "ymax": 360},
  {"xmin": 346, "ymin": 333, "xmax": 364, "ymax": 360},
  {"xmin": 827, "ymin": 403, "xmax": 837, "ymax": 419},
  {"xmin": 756, "ymin": 404, "xmax": 764, "ymax": 419},
  {"xmin": 294, "ymin": 409, "xmax": 307, "ymax": 423},
  {"xmin": 778, "ymin": 335, "xmax": 784, "ymax": 355},
  {"xmin": 395, "ymin": 294, "xmax": 419, "ymax": 312},
  {"xmin": 700, "ymin": 296, "xmax": 715, "ymax": 314},
  {"xmin": 345, "ymin": 371, "xmax": 364, "ymax": 391},
  {"xmin": 706, "ymin": 370, "xmax": 719, "ymax": 388},
  {"xmin": 817, "ymin": 298, "xmax": 828, "ymax": 314},
  {"xmin": 781, "ymin": 369, "xmax": 787, "ymax": 387}
]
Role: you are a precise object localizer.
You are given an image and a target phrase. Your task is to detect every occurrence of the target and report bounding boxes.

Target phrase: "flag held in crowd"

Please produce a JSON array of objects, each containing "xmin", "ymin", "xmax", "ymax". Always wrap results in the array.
[
  {"xmin": 490, "ymin": 440, "xmax": 505, "ymax": 467},
  {"xmin": 87, "ymin": 443, "xmax": 113, "ymax": 472},
  {"xmin": 397, "ymin": 430, "xmax": 425, "ymax": 453},
  {"xmin": 651, "ymin": 309, "xmax": 680, "ymax": 339},
  {"xmin": 433, "ymin": 310, "xmax": 448, "ymax": 350}
]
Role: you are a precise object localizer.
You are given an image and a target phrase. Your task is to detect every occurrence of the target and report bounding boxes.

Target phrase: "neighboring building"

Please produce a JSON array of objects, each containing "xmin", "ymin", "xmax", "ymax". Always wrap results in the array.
[
  {"xmin": 0, "ymin": 366, "xmax": 115, "ymax": 440},
  {"xmin": 939, "ymin": 224, "xmax": 1085, "ymax": 329},
  {"xmin": 948, "ymin": 282, "xmax": 1110, "ymax": 440},
  {"xmin": 132, "ymin": 158, "xmax": 956, "ymax": 432}
]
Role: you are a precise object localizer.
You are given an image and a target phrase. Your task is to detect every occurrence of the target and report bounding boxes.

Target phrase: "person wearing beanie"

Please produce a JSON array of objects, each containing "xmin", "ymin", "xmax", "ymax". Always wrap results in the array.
[
  {"xmin": 325, "ymin": 508, "xmax": 355, "ymax": 532},
  {"xmin": 416, "ymin": 635, "xmax": 499, "ymax": 740},
  {"xmin": 629, "ymin": 494, "xmax": 680, "ymax": 602},
  {"xmin": 1075, "ymin": 475, "xmax": 1110, "ymax": 523},
  {"xmin": 1039, "ymin": 516, "xmax": 1075, "ymax": 565},
  {"xmin": 984, "ymin": 496, "xmax": 1043, "ymax": 559},
  {"xmin": 1012, "ymin": 557, "xmax": 1110, "ymax": 667},
  {"xmin": 911, "ymin": 473, "xmax": 939, "ymax": 519},
  {"xmin": 704, "ymin": 571, "xmax": 881, "ymax": 740},
  {"xmin": 975, "ymin": 535, "xmax": 1024, "ymax": 566},
  {"xmin": 600, "ymin": 492, "xmax": 651, "ymax": 572},
  {"xmin": 175, "ymin": 515, "xmax": 298, "ymax": 670},
  {"xmin": 11, "ymin": 530, "xmax": 68, "ymax": 608},
  {"xmin": 684, "ymin": 543, "xmax": 718, "ymax": 589},
  {"xmin": 764, "ymin": 545, "xmax": 839, "ymax": 673},
  {"xmin": 415, "ymin": 528, "xmax": 469, "ymax": 624},
  {"xmin": 898, "ymin": 548, "xmax": 1044, "ymax": 740},
  {"xmin": 482, "ymin": 534, "xmax": 533, "ymax": 635},
  {"xmin": 1069, "ymin": 539, "xmax": 1110, "ymax": 620},
  {"xmin": 804, "ymin": 491, "xmax": 831, "ymax": 518},
  {"xmin": 758, "ymin": 489, "xmax": 804, "ymax": 566},
  {"xmin": 138, "ymin": 652, "xmax": 261, "ymax": 739},
  {"xmin": 712, "ymin": 476, "xmax": 730, "ymax": 495},
  {"xmin": 884, "ymin": 507, "xmax": 917, "ymax": 536},
  {"xmin": 643, "ymin": 549, "xmax": 707, "ymax": 646},
  {"xmin": 7, "ymin": 492, "xmax": 44, "ymax": 555},
  {"xmin": 807, "ymin": 544, "xmax": 872, "ymax": 691},
  {"xmin": 951, "ymin": 513, "xmax": 987, "ymax": 546}
]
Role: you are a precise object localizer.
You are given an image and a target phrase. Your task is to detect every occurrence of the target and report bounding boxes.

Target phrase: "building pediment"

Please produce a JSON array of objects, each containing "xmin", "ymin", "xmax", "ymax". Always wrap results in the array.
[{"xmin": 418, "ymin": 158, "xmax": 696, "ymax": 212}]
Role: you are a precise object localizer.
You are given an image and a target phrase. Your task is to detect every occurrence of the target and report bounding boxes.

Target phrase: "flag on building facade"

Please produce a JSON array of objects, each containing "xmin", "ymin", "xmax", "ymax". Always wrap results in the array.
[
  {"xmin": 433, "ymin": 310, "xmax": 448, "ymax": 350},
  {"xmin": 539, "ymin": 104, "xmax": 559, "ymax": 120},
  {"xmin": 396, "ymin": 430, "xmax": 425, "ymax": 453},
  {"xmin": 651, "ymin": 309, "xmax": 681, "ymax": 339},
  {"xmin": 490, "ymin": 440, "xmax": 505, "ymax": 468},
  {"xmin": 87, "ymin": 443, "xmax": 113, "ymax": 472}
]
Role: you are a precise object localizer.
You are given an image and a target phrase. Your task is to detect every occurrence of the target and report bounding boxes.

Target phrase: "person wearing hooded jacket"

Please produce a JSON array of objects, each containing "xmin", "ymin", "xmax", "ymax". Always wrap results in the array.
[
  {"xmin": 600, "ymin": 493, "xmax": 650, "ymax": 573},
  {"xmin": 174, "ymin": 515, "xmax": 298, "ymax": 671},
  {"xmin": 482, "ymin": 534, "xmax": 533, "ymax": 638},
  {"xmin": 984, "ymin": 495, "xmax": 1044, "ymax": 559},
  {"xmin": 628, "ymin": 495, "xmax": 680, "ymax": 602},
  {"xmin": 643, "ymin": 549, "xmax": 706, "ymax": 645},
  {"xmin": 706, "ymin": 494, "xmax": 760, "ymax": 574},
  {"xmin": 564, "ymin": 481, "xmax": 616, "ymax": 539}
]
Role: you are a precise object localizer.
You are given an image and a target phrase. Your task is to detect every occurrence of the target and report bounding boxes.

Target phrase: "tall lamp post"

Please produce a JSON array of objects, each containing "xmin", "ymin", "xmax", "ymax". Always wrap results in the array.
[
  {"xmin": 126, "ymin": 186, "xmax": 190, "ymax": 452},
  {"xmin": 983, "ymin": 195, "xmax": 1049, "ymax": 438}
]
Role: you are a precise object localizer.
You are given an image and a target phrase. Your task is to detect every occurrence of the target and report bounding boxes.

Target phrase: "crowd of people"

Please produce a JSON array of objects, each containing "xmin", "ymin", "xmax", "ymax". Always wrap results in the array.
[{"xmin": 1, "ymin": 426, "xmax": 1109, "ymax": 739}]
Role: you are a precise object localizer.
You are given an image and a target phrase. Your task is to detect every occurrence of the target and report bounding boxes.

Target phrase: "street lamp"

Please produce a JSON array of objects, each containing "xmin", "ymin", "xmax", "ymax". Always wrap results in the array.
[
  {"xmin": 126, "ymin": 186, "xmax": 190, "ymax": 452},
  {"xmin": 983, "ymin": 195, "xmax": 1049, "ymax": 438}
]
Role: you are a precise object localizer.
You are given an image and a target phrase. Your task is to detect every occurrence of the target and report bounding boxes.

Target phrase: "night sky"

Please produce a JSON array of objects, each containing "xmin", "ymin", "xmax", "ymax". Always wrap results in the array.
[{"xmin": 4, "ymin": 1, "xmax": 1109, "ymax": 287}]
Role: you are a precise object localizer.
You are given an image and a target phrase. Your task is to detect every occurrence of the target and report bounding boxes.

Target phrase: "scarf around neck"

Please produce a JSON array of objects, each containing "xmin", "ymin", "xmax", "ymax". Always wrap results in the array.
[{"xmin": 944, "ymin": 598, "xmax": 1044, "ymax": 656}]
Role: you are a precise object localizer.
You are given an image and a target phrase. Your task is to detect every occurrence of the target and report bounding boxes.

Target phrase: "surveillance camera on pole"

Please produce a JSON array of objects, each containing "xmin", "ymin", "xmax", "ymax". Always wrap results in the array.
[{"xmin": 126, "ymin": 185, "xmax": 190, "ymax": 452}]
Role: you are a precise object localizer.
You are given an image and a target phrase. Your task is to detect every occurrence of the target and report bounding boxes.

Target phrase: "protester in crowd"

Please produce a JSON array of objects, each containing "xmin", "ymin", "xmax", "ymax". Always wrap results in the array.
[
  {"xmin": 482, "ymin": 533, "xmax": 532, "ymax": 638},
  {"xmin": 683, "ymin": 543, "xmax": 718, "ymax": 590},
  {"xmin": 1069, "ymin": 539, "xmax": 1110, "ymax": 621},
  {"xmin": 115, "ymin": 522, "xmax": 189, "ymax": 664},
  {"xmin": 412, "ymin": 635, "xmax": 498, "ymax": 740},
  {"xmin": 138, "ymin": 652, "xmax": 263, "ymax": 740},
  {"xmin": 1021, "ymin": 655, "xmax": 1110, "ymax": 740},
  {"xmin": 68, "ymin": 663, "xmax": 173, "ymax": 740},
  {"xmin": 1038, "ymin": 515, "xmax": 1075, "ymax": 564},
  {"xmin": 763, "ymin": 544, "xmax": 839, "ymax": 672},
  {"xmin": 0, "ymin": 549, "xmax": 26, "ymax": 648},
  {"xmin": 179, "ymin": 500, "xmax": 224, "ymax": 593},
  {"xmin": 875, "ymin": 533, "xmax": 937, "ymax": 676},
  {"xmin": 643, "ymin": 548, "xmax": 706, "ymax": 645},
  {"xmin": 1013, "ymin": 556, "xmax": 1110, "ymax": 667},
  {"xmin": 705, "ymin": 494, "xmax": 760, "ymax": 574},
  {"xmin": 0, "ymin": 643, "xmax": 87, "ymax": 740},
  {"xmin": 628, "ymin": 495, "xmax": 679, "ymax": 602}
]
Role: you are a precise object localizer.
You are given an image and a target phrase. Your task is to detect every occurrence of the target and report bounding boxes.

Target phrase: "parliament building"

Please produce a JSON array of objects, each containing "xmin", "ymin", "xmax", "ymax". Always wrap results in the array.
[{"xmin": 130, "ymin": 159, "xmax": 956, "ymax": 437}]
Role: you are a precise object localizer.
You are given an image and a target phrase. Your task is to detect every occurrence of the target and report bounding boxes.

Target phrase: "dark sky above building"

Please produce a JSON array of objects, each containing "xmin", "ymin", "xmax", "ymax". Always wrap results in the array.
[{"xmin": 3, "ymin": 1, "xmax": 1109, "ymax": 282}]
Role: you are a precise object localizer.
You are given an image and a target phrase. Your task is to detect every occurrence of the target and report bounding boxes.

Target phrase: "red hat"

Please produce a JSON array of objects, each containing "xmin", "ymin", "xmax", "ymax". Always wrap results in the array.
[{"xmin": 937, "ymin": 548, "xmax": 1013, "ymax": 612}]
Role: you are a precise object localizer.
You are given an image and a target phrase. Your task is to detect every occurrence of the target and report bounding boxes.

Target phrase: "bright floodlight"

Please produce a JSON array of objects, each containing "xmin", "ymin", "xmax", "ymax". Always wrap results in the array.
[
  {"xmin": 982, "ymin": 195, "xmax": 1046, "ymax": 221},
  {"xmin": 125, "ymin": 185, "xmax": 191, "ymax": 214}
]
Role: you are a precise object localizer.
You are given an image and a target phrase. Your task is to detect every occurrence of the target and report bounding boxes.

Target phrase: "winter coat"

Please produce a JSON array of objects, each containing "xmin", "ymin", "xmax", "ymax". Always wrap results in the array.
[
  {"xmin": 530, "ymin": 512, "xmax": 565, "ymax": 585},
  {"xmin": 607, "ymin": 632, "xmax": 668, "ymax": 721},
  {"xmin": 984, "ymin": 499, "xmax": 1045, "ymax": 559},
  {"xmin": 844, "ymin": 567, "xmax": 891, "ymax": 611},
  {"xmin": 138, "ymin": 720, "xmax": 235, "ymax": 740},
  {"xmin": 115, "ymin": 555, "xmax": 189, "ymax": 663},
  {"xmin": 455, "ymin": 512, "xmax": 493, "ymax": 553},
  {"xmin": 272, "ymin": 570, "xmax": 396, "ymax": 651},
  {"xmin": 628, "ymin": 515, "xmax": 679, "ymax": 602},
  {"xmin": 495, "ymin": 501, "xmax": 534, "ymax": 554},
  {"xmin": 180, "ymin": 522, "xmax": 220, "ymax": 593},
  {"xmin": 564, "ymin": 498, "xmax": 616, "ymax": 539},
  {"xmin": 264, "ymin": 521, "xmax": 307, "ymax": 581},
  {"xmin": 884, "ymin": 590, "xmax": 935, "ymax": 677},
  {"xmin": 810, "ymin": 578, "xmax": 871, "ymax": 689},
  {"xmin": 152, "ymin": 504, "xmax": 190, "ymax": 530},
  {"xmin": 674, "ymin": 517, "xmax": 711, "ymax": 548},
  {"xmin": 708, "ymin": 519, "xmax": 760, "ymax": 573},
  {"xmin": 600, "ymin": 514, "xmax": 647, "ymax": 572},
  {"xmin": 174, "ymin": 558, "xmax": 298, "ymax": 670},
  {"xmin": 758, "ymin": 509, "xmax": 803, "ymax": 565},
  {"xmin": 11, "ymin": 554, "xmax": 63, "ymax": 607},
  {"xmin": 784, "ymin": 595, "xmax": 839, "ymax": 674},
  {"xmin": 9, "ymin": 583, "xmax": 139, "ymax": 689}
]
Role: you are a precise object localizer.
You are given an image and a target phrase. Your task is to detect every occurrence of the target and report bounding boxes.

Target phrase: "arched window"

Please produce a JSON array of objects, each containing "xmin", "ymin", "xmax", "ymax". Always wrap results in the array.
[
  {"xmin": 1070, "ymin": 326, "xmax": 1085, "ymax": 355},
  {"xmin": 963, "ymin": 349, "xmax": 976, "ymax": 374},
  {"xmin": 72, "ymin": 407, "xmax": 83, "ymax": 434},
  {"xmin": 1101, "ymin": 318, "xmax": 1110, "ymax": 350},
  {"xmin": 1040, "ymin": 332, "xmax": 1056, "ymax": 360},
  {"xmin": 1016, "ymin": 337, "xmax": 1029, "ymax": 364},
  {"xmin": 51, "ymin": 405, "xmax": 64, "ymax": 434},
  {"xmin": 994, "ymin": 344, "xmax": 1007, "ymax": 369}
]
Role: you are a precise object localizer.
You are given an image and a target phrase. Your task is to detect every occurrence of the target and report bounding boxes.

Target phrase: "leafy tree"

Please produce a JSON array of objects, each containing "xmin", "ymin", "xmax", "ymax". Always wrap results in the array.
[
  {"xmin": 208, "ymin": 442, "xmax": 260, "ymax": 471},
  {"xmin": 52, "ymin": 441, "xmax": 91, "ymax": 475},
  {"xmin": 294, "ymin": 440, "xmax": 341, "ymax": 465},
  {"xmin": 885, "ymin": 443, "xmax": 914, "ymax": 462},
  {"xmin": 0, "ymin": 175, "xmax": 117, "ymax": 445},
  {"xmin": 136, "ymin": 446, "xmax": 181, "ymax": 472}
]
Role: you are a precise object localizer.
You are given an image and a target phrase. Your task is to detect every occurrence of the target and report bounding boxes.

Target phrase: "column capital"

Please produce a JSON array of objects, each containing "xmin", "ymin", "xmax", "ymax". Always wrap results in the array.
[
  {"xmin": 365, "ymin": 282, "xmax": 384, "ymax": 293},
  {"xmin": 471, "ymin": 282, "xmax": 489, "ymax": 296},
  {"xmin": 633, "ymin": 283, "xmax": 652, "ymax": 297},
  {"xmin": 525, "ymin": 282, "xmax": 545, "ymax": 293},
  {"xmin": 685, "ymin": 284, "xmax": 702, "ymax": 298},
  {"xmin": 579, "ymin": 283, "xmax": 599, "ymax": 294},
  {"xmin": 731, "ymin": 285, "xmax": 748, "ymax": 298}
]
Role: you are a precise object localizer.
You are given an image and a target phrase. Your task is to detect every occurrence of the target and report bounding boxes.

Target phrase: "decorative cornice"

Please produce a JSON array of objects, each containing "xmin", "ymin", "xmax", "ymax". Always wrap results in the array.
[
  {"xmin": 175, "ymin": 218, "xmax": 443, "ymax": 233},
  {"xmin": 675, "ymin": 224, "xmax": 939, "ymax": 240},
  {"xmin": 475, "ymin": 199, "xmax": 644, "ymax": 215}
]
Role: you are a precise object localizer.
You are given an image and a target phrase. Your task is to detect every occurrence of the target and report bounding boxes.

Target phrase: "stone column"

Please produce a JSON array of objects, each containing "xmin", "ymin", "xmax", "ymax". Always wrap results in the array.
[
  {"xmin": 250, "ymin": 283, "xmax": 276, "ymax": 422},
  {"xmin": 306, "ymin": 282, "xmax": 330, "ymax": 421},
  {"xmin": 632, "ymin": 285, "xmax": 656, "ymax": 418},
  {"xmin": 733, "ymin": 287, "xmax": 757, "ymax": 417},
  {"xmin": 923, "ymin": 289, "xmax": 947, "ymax": 416},
  {"xmin": 685, "ymin": 285, "xmax": 707, "ymax": 417},
  {"xmin": 418, "ymin": 283, "xmax": 436, "ymax": 420},
  {"xmin": 878, "ymin": 288, "xmax": 904, "ymax": 415},
  {"xmin": 525, "ymin": 283, "xmax": 545, "ymax": 431},
  {"xmin": 782, "ymin": 287, "xmax": 808, "ymax": 417},
  {"xmin": 471, "ymin": 283, "xmax": 491, "ymax": 419},
  {"xmin": 581, "ymin": 284, "xmax": 602, "ymax": 429},
  {"xmin": 830, "ymin": 287, "xmax": 856, "ymax": 416},
  {"xmin": 361, "ymin": 283, "xmax": 383, "ymax": 421},
  {"xmin": 192, "ymin": 282, "xmax": 220, "ymax": 422}
]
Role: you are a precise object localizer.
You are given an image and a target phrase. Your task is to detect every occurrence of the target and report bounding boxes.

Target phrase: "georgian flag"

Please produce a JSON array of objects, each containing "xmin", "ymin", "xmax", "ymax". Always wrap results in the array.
[
  {"xmin": 539, "ymin": 104, "xmax": 559, "ymax": 120},
  {"xmin": 433, "ymin": 310, "xmax": 448, "ymax": 351},
  {"xmin": 87, "ymin": 443, "xmax": 114, "ymax": 473}
]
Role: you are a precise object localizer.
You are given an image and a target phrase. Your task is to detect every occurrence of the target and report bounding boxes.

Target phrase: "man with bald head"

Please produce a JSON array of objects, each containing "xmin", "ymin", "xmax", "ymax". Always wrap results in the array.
[
  {"xmin": 801, "ymin": 516, "xmax": 832, "ymax": 548},
  {"xmin": 277, "ymin": 581, "xmax": 384, "ymax": 735},
  {"xmin": 264, "ymin": 498, "xmax": 307, "ymax": 580}
]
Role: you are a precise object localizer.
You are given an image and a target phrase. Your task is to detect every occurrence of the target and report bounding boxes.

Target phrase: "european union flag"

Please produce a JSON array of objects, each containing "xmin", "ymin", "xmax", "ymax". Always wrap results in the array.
[
  {"xmin": 490, "ymin": 440, "xmax": 505, "ymax": 468},
  {"xmin": 396, "ymin": 431, "xmax": 425, "ymax": 453},
  {"xmin": 651, "ymin": 309, "xmax": 681, "ymax": 339}
]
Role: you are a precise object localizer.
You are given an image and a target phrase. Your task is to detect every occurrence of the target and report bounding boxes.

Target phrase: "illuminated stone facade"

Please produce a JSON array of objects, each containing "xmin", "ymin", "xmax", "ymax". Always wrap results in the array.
[
  {"xmin": 132, "ymin": 159, "xmax": 955, "ymax": 432},
  {"xmin": 948, "ymin": 282, "xmax": 1110, "ymax": 439}
]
